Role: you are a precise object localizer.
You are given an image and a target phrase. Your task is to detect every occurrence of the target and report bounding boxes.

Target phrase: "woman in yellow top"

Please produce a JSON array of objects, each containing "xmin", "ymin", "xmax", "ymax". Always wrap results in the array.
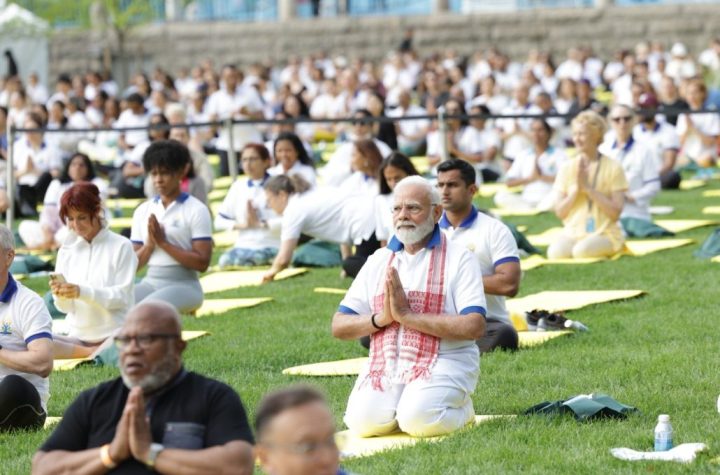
[{"xmin": 548, "ymin": 110, "xmax": 628, "ymax": 259}]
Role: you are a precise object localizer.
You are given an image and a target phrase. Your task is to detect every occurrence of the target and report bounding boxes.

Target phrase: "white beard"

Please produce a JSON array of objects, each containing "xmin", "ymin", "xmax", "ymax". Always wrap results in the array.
[
  {"xmin": 121, "ymin": 349, "xmax": 178, "ymax": 394},
  {"xmin": 394, "ymin": 214, "xmax": 435, "ymax": 246}
]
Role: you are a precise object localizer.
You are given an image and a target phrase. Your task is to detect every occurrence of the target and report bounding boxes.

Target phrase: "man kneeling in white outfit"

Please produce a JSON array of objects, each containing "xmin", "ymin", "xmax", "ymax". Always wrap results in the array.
[{"xmin": 332, "ymin": 176, "xmax": 487, "ymax": 438}]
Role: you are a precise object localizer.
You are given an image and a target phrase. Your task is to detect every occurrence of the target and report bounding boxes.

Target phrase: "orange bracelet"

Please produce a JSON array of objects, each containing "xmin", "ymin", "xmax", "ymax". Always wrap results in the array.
[{"xmin": 100, "ymin": 444, "xmax": 117, "ymax": 469}]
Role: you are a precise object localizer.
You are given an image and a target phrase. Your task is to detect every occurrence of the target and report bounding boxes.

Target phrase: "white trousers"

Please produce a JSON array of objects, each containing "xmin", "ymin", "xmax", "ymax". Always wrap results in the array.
[{"xmin": 344, "ymin": 347, "xmax": 479, "ymax": 437}]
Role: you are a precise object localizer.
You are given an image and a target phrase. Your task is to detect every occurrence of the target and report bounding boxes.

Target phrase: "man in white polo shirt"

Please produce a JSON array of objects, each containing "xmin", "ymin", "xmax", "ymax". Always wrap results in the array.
[
  {"xmin": 206, "ymin": 64, "xmax": 264, "ymax": 176},
  {"xmin": 600, "ymin": 104, "xmax": 660, "ymax": 224},
  {"xmin": 0, "ymin": 224, "xmax": 53, "ymax": 431},
  {"xmin": 632, "ymin": 93, "xmax": 682, "ymax": 189},
  {"xmin": 437, "ymin": 159, "xmax": 522, "ymax": 353},
  {"xmin": 333, "ymin": 176, "xmax": 486, "ymax": 438}
]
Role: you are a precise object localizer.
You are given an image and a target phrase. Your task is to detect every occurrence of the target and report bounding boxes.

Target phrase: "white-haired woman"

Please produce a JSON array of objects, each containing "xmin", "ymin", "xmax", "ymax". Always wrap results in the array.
[{"xmin": 547, "ymin": 110, "xmax": 628, "ymax": 259}]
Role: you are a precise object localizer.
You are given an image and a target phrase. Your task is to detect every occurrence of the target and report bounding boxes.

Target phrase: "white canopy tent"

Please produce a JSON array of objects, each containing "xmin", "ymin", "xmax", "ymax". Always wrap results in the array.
[{"xmin": 0, "ymin": 1, "xmax": 50, "ymax": 85}]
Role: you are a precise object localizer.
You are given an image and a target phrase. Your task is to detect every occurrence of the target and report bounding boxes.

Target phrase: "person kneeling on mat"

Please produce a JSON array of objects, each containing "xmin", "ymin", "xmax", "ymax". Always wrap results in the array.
[{"xmin": 333, "ymin": 176, "xmax": 486, "ymax": 437}]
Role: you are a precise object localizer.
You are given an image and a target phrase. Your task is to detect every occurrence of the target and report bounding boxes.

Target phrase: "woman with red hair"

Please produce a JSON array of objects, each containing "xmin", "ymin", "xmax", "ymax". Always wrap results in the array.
[{"xmin": 50, "ymin": 182, "xmax": 137, "ymax": 358}]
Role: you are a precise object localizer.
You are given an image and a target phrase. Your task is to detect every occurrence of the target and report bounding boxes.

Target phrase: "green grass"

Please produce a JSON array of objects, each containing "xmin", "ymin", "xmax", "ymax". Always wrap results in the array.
[{"xmin": 3, "ymin": 179, "xmax": 720, "ymax": 474}]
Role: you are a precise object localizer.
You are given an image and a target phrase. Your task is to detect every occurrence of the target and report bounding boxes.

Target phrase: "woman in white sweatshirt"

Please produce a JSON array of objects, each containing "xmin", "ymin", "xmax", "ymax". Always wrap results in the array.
[{"xmin": 50, "ymin": 182, "xmax": 137, "ymax": 358}]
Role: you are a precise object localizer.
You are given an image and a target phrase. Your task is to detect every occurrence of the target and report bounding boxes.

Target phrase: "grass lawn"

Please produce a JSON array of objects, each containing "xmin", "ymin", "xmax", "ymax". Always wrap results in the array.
[{"xmin": 2, "ymin": 177, "xmax": 720, "ymax": 474}]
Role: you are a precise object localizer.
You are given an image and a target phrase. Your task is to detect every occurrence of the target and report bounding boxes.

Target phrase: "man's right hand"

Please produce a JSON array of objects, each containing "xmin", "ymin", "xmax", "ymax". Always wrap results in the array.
[
  {"xmin": 375, "ymin": 286, "xmax": 394, "ymax": 328},
  {"xmin": 109, "ymin": 400, "xmax": 132, "ymax": 463}
]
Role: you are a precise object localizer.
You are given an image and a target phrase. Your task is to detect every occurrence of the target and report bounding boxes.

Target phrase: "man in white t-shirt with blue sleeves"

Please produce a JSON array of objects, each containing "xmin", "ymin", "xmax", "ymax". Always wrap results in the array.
[
  {"xmin": 0, "ymin": 224, "xmax": 53, "ymax": 431},
  {"xmin": 332, "ymin": 176, "xmax": 486, "ymax": 438},
  {"xmin": 437, "ymin": 159, "xmax": 522, "ymax": 353}
]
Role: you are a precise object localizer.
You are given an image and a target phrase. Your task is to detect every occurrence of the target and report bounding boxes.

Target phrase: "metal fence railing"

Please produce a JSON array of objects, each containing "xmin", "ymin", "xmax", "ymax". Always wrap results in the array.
[{"xmin": 5, "ymin": 105, "xmax": 716, "ymax": 229}]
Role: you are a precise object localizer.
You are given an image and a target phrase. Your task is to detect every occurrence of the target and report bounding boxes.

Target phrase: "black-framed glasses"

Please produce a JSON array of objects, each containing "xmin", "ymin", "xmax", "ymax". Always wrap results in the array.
[
  {"xmin": 611, "ymin": 116, "xmax": 633, "ymax": 123},
  {"xmin": 114, "ymin": 333, "xmax": 180, "ymax": 350}
]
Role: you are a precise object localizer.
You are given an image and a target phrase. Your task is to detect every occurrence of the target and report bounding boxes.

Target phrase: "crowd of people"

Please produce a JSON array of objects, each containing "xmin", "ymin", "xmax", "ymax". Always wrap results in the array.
[{"xmin": 0, "ymin": 33, "xmax": 719, "ymax": 473}]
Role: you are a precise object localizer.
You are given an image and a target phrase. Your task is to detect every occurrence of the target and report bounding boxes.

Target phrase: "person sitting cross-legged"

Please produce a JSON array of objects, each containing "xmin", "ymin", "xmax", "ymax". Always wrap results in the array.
[
  {"xmin": 0, "ymin": 224, "xmax": 53, "ymax": 432},
  {"xmin": 332, "ymin": 176, "xmax": 486, "ymax": 438}
]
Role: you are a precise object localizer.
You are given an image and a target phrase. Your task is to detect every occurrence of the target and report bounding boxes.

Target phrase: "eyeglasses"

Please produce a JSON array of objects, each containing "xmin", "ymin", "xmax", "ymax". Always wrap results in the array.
[
  {"xmin": 114, "ymin": 333, "xmax": 180, "ymax": 349},
  {"xmin": 264, "ymin": 435, "xmax": 339, "ymax": 456},
  {"xmin": 611, "ymin": 116, "xmax": 633, "ymax": 123},
  {"xmin": 392, "ymin": 203, "xmax": 430, "ymax": 215}
]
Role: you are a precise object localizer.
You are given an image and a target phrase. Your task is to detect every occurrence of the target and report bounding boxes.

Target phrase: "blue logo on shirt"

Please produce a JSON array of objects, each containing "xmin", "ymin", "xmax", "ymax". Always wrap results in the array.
[{"xmin": 0, "ymin": 320, "xmax": 11, "ymax": 335}]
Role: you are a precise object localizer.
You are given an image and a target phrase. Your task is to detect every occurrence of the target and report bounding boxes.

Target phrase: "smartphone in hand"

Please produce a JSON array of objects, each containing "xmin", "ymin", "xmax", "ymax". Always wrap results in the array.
[{"xmin": 49, "ymin": 273, "xmax": 67, "ymax": 284}]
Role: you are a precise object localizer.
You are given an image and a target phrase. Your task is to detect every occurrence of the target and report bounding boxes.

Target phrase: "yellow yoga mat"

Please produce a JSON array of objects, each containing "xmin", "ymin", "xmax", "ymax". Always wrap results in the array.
[
  {"xmin": 476, "ymin": 183, "xmax": 522, "ymax": 198},
  {"xmin": 210, "ymin": 201, "xmax": 222, "ymax": 216},
  {"xmin": 337, "ymin": 415, "xmax": 512, "ymax": 459},
  {"xmin": 654, "ymin": 219, "xmax": 718, "ymax": 233},
  {"xmin": 703, "ymin": 190, "xmax": 720, "ymax": 197},
  {"xmin": 213, "ymin": 230, "xmax": 236, "ymax": 248},
  {"xmin": 680, "ymin": 179, "xmax": 707, "ymax": 190},
  {"xmin": 213, "ymin": 176, "xmax": 235, "ymax": 189},
  {"xmin": 194, "ymin": 298, "xmax": 272, "ymax": 317},
  {"xmin": 208, "ymin": 154, "xmax": 220, "ymax": 166},
  {"xmin": 506, "ymin": 290, "xmax": 644, "ymax": 317},
  {"xmin": 16, "ymin": 249, "xmax": 55, "ymax": 261},
  {"xmin": 703, "ymin": 206, "xmax": 720, "ymax": 215},
  {"xmin": 208, "ymin": 188, "xmax": 228, "ymax": 201},
  {"xmin": 520, "ymin": 254, "xmax": 605, "ymax": 271},
  {"xmin": 649, "ymin": 205, "xmax": 674, "ymax": 215},
  {"xmin": 283, "ymin": 357, "xmax": 368, "ymax": 376},
  {"xmin": 200, "ymin": 267, "xmax": 308, "ymax": 293},
  {"xmin": 527, "ymin": 227, "xmax": 563, "ymax": 247},
  {"xmin": 623, "ymin": 238, "xmax": 693, "ymax": 256},
  {"xmin": 518, "ymin": 330, "xmax": 572, "ymax": 347},
  {"xmin": 314, "ymin": 287, "xmax": 348, "ymax": 295},
  {"xmin": 53, "ymin": 358, "xmax": 91, "ymax": 371},
  {"xmin": 410, "ymin": 156, "xmax": 431, "ymax": 175},
  {"xmin": 489, "ymin": 208, "xmax": 544, "ymax": 217},
  {"xmin": 712, "ymin": 256, "xmax": 720, "ymax": 263},
  {"xmin": 109, "ymin": 216, "xmax": 133, "ymax": 229},
  {"xmin": 44, "ymin": 416, "xmax": 62, "ymax": 429},
  {"xmin": 181, "ymin": 330, "xmax": 210, "ymax": 341}
]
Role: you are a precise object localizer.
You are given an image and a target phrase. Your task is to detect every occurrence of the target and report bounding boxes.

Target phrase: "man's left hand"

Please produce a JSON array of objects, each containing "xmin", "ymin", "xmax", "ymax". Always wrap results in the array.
[
  {"xmin": 387, "ymin": 267, "xmax": 411, "ymax": 322},
  {"xmin": 126, "ymin": 387, "xmax": 153, "ymax": 463}
]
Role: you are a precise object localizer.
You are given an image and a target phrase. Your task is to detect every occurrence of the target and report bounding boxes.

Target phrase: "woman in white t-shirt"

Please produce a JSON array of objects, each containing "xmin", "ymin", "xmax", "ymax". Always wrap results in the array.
[
  {"xmin": 50, "ymin": 182, "xmax": 137, "ymax": 358},
  {"xmin": 375, "ymin": 152, "xmax": 420, "ymax": 246},
  {"xmin": 261, "ymin": 174, "xmax": 376, "ymax": 283},
  {"xmin": 19, "ymin": 153, "xmax": 108, "ymax": 250},
  {"xmin": 130, "ymin": 140, "xmax": 213, "ymax": 313},
  {"xmin": 215, "ymin": 144, "xmax": 280, "ymax": 268},
  {"xmin": 268, "ymin": 132, "xmax": 317, "ymax": 186},
  {"xmin": 495, "ymin": 119, "xmax": 567, "ymax": 211},
  {"xmin": 677, "ymin": 80, "xmax": 720, "ymax": 170}
]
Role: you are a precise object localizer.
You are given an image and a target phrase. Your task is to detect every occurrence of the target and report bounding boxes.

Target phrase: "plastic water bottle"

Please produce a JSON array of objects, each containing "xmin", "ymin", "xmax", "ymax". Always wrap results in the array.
[
  {"xmin": 654, "ymin": 414, "xmax": 673, "ymax": 451},
  {"xmin": 563, "ymin": 319, "xmax": 589, "ymax": 332}
]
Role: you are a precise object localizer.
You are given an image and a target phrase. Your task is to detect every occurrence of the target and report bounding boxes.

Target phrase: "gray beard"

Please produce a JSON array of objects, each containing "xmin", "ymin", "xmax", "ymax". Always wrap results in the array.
[
  {"xmin": 395, "ymin": 215, "xmax": 435, "ymax": 246},
  {"xmin": 121, "ymin": 350, "xmax": 178, "ymax": 394}
]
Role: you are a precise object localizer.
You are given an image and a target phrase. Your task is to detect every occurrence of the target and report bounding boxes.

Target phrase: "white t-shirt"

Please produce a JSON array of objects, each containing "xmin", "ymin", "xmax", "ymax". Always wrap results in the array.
[
  {"xmin": 13, "ymin": 140, "xmax": 63, "ymax": 186},
  {"xmin": 54, "ymin": 228, "xmax": 137, "ymax": 341},
  {"xmin": 214, "ymin": 175, "xmax": 280, "ymax": 250},
  {"xmin": 115, "ymin": 109, "xmax": 150, "ymax": 148},
  {"xmin": 0, "ymin": 276, "xmax": 52, "ymax": 410},
  {"xmin": 319, "ymin": 139, "xmax": 392, "ymax": 187},
  {"xmin": 268, "ymin": 161, "xmax": 317, "ymax": 188},
  {"xmin": 600, "ymin": 138, "xmax": 660, "ymax": 221},
  {"xmin": 205, "ymin": 86, "xmax": 264, "ymax": 151},
  {"xmin": 388, "ymin": 105, "xmax": 430, "ymax": 150},
  {"xmin": 633, "ymin": 122, "xmax": 680, "ymax": 170},
  {"xmin": 676, "ymin": 111, "xmax": 720, "ymax": 160},
  {"xmin": 280, "ymin": 187, "xmax": 375, "ymax": 245},
  {"xmin": 439, "ymin": 208, "xmax": 519, "ymax": 323},
  {"xmin": 505, "ymin": 146, "xmax": 567, "ymax": 206},
  {"xmin": 339, "ymin": 226, "xmax": 487, "ymax": 353},
  {"xmin": 338, "ymin": 171, "xmax": 379, "ymax": 201},
  {"xmin": 130, "ymin": 193, "xmax": 212, "ymax": 270},
  {"xmin": 496, "ymin": 103, "xmax": 542, "ymax": 160}
]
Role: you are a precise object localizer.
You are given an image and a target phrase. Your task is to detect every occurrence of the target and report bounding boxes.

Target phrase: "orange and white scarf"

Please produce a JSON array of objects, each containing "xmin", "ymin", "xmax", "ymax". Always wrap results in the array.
[{"xmin": 365, "ymin": 233, "xmax": 448, "ymax": 391}]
